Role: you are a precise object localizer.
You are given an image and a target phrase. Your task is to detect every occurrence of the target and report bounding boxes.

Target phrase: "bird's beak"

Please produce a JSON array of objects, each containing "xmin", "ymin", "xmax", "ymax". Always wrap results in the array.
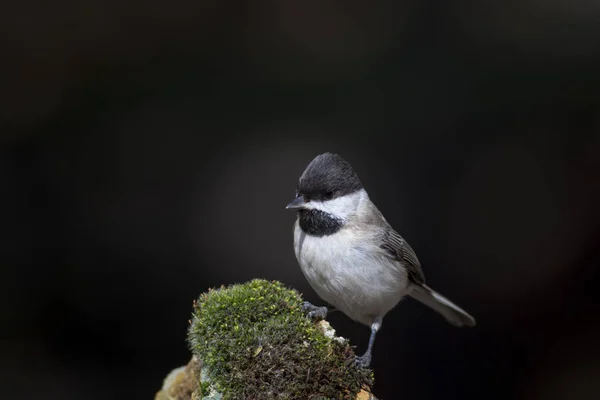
[{"xmin": 286, "ymin": 195, "xmax": 306, "ymax": 210}]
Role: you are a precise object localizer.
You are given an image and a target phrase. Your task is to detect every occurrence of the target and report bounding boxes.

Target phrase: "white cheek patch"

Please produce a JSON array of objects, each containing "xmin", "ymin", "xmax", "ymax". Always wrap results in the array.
[{"xmin": 304, "ymin": 189, "xmax": 367, "ymax": 220}]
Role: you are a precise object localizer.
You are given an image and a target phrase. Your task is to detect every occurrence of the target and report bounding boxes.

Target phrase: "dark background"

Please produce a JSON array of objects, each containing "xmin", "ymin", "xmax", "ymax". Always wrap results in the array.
[{"xmin": 2, "ymin": 1, "xmax": 600, "ymax": 399}]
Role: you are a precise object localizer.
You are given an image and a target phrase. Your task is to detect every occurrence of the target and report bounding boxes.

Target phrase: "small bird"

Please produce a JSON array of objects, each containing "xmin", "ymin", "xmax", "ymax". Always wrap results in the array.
[{"xmin": 286, "ymin": 152, "xmax": 475, "ymax": 368}]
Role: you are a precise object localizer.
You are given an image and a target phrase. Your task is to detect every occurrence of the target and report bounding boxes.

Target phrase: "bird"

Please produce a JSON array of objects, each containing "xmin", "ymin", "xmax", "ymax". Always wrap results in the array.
[{"xmin": 286, "ymin": 152, "xmax": 475, "ymax": 368}]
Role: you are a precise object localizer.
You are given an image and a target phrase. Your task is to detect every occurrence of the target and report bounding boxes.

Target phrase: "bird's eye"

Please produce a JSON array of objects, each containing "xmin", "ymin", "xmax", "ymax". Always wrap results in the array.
[{"xmin": 323, "ymin": 191, "xmax": 335, "ymax": 200}]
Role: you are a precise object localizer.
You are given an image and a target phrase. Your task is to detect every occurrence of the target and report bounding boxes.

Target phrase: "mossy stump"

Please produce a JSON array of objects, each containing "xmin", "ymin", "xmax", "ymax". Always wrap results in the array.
[{"xmin": 156, "ymin": 279, "xmax": 377, "ymax": 400}]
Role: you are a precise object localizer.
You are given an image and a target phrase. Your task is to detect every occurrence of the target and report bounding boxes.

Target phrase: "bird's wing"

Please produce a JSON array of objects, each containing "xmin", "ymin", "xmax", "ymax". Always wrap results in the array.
[{"xmin": 380, "ymin": 228, "xmax": 426, "ymax": 285}]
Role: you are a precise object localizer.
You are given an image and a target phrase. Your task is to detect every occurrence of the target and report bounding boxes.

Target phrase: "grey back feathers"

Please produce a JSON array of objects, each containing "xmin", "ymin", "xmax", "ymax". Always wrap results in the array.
[
  {"xmin": 380, "ymin": 228, "xmax": 426, "ymax": 285},
  {"xmin": 297, "ymin": 153, "xmax": 363, "ymax": 201}
]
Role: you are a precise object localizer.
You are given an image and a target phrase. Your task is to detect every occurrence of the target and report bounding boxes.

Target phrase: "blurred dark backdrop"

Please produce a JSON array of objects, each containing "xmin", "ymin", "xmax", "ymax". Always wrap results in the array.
[{"xmin": 2, "ymin": 1, "xmax": 600, "ymax": 399}]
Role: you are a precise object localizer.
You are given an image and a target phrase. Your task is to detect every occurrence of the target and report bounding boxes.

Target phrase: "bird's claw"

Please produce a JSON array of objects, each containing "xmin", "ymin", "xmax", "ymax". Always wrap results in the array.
[
  {"xmin": 302, "ymin": 301, "xmax": 328, "ymax": 320},
  {"xmin": 354, "ymin": 353, "xmax": 371, "ymax": 369},
  {"xmin": 308, "ymin": 308, "xmax": 328, "ymax": 319}
]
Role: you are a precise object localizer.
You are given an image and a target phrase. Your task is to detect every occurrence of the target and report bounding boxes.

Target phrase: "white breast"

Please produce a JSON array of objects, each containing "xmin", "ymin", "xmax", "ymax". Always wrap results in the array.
[{"xmin": 293, "ymin": 221, "xmax": 409, "ymax": 326}]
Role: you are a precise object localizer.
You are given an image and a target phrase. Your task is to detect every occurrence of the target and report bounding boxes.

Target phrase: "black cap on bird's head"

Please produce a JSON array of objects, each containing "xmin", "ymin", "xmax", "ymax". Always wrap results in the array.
[{"xmin": 286, "ymin": 153, "xmax": 363, "ymax": 210}]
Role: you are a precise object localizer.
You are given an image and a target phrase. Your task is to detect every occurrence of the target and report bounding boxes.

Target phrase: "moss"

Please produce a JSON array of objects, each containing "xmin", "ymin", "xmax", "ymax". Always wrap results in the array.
[{"xmin": 187, "ymin": 279, "xmax": 373, "ymax": 400}]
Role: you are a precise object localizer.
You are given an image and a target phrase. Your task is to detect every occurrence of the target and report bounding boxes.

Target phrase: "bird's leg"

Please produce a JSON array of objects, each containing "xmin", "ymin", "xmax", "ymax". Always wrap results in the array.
[
  {"xmin": 355, "ymin": 317, "xmax": 382, "ymax": 368},
  {"xmin": 301, "ymin": 301, "xmax": 331, "ymax": 320}
]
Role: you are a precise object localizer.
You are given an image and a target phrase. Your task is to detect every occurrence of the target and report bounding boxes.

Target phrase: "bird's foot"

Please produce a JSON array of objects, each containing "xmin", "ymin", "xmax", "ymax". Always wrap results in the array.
[
  {"xmin": 354, "ymin": 352, "xmax": 372, "ymax": 369},
  {"xmin": 301, "ymin": 301, "xmax": 328, "ymax": 320}
]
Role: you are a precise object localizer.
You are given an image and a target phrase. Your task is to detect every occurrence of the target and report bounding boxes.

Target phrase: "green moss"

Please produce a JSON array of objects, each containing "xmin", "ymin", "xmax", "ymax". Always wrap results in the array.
[{"xmin": 187, "ymin": 279, "xmax": 373, "ymax": 399}]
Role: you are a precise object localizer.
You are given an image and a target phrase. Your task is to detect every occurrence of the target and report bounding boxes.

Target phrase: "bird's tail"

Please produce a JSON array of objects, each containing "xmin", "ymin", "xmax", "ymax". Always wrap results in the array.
[{"xmin": 409, "ymin": 284, "xmax": 476, "ymax": 327}]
